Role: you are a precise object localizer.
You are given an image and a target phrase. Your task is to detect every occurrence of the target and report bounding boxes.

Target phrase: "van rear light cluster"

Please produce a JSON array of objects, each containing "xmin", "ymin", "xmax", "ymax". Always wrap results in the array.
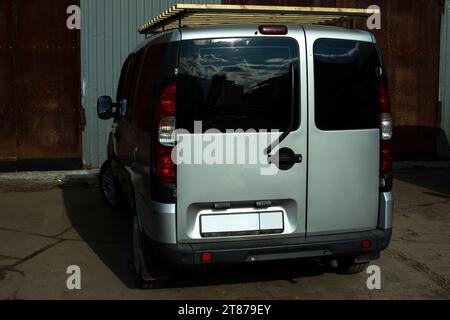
[
  {"xmin": 379, "ymin": 81, "xmax": 393, "ymax": 141},
  {"xmin": 378, "ymin": 81, "xmax": 393, "ymax": 174},
  {"xmin": 378, "ymin": 80, "xmax": 393, "ymax": 191},
  {"xmin": 154, "ymin": 83, "xmax": 176, "ymax": 184}
]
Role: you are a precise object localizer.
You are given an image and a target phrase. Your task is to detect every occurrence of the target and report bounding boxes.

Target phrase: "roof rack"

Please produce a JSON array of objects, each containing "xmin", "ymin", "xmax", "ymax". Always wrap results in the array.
[{"xmin": 138, "ymin": 3, "xmax": 379, "ymax": 34}]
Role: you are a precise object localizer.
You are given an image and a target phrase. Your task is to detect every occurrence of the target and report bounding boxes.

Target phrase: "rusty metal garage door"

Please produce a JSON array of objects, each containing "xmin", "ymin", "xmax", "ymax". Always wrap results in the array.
[
  {"xmin": 0, "ymin": 0, "xmax": 81, "ymax": 171},
  {"xmin": 0, "ymin": 0, "xmax": 17, "ymax": 171}
]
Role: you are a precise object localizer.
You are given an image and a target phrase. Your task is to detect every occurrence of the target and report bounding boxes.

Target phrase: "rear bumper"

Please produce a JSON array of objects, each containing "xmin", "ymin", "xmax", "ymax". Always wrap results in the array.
[{"xmin": 144, "ymin": 228, "xmax": 392, "ymax": 270}]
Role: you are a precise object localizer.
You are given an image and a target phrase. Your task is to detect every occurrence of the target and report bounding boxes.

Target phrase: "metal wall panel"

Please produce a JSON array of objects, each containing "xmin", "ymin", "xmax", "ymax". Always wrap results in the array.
[
  {"xmin": 81, "ymin": 0, "xmax": 220, "ymax": 168},
  {"xmin": 225, "ymin": 0, "xmax": 443, "ymax": 155},
  {"xmin": 439, "ymin": 0, "xmax": 450, "ymax": 158}
]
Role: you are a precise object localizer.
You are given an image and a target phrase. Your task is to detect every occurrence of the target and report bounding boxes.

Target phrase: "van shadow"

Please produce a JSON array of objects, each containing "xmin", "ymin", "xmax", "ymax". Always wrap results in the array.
[
  {"xmin": 395, "ymin": 166, "xmax": 450, "ymax": 198},
  {"xmin": 165, "ymin": 260, "xmax": 326, "ymax": 289},
  {"xmin": 60, "ymin": 176, "xmax": 136, "ymax": 288},
  {"xmin": 393, "ymin": 126, "xmax": 450, "ymax": 197},
  {"xmin": 61, "ymin": 176, "xmax": 326, "ymax": 289}
]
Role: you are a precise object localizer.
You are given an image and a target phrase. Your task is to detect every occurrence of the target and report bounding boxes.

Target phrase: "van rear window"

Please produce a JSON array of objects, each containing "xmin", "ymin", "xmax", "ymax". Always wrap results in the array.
[
  {"xmin": 314, "ymin": 38, "xmax": 381, "ymax": 131},
  {"xmin": 177, "ymin": 38, "xmax": 300, "ymax": 132}
]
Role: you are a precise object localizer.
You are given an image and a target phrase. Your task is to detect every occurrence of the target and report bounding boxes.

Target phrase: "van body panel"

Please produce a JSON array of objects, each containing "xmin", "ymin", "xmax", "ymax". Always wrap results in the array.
[
  {"xmin": 176, "ymin": 26, "xmax": 309, "ymax": 244},
  {"xmin": 144, "ymin": 229, "xmax": 392, "ymax": 269},
  {"xmin": 306, "ymin": 129, "xmax": 380, "ymax": 234},
  {"xmin": 180, "ymin": 25, "xmax": 284, "ymax": 41},
  {"xmin": 304, "ymin": 26, "xmax": 381, "ymax": 235},
  {"xmin": 379, "ymin": 192, "xmax": 394, "ymax": 230},
  {"xmin": 136, "ymin": 194, "xmax": 177, "ymax": 244},
  {"xmin": 116, "ymin": 30, "xmax": 181, "ymax": 232}
]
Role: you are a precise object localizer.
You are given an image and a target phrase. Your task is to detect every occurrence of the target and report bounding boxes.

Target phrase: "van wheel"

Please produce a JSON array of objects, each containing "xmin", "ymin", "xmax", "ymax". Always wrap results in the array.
[
  {"xmin": 99, "ymin": 160, "xmax": 126, "ymax": 210},
  {"xmin": 336, "ymin": 257, "xmax": 368, "ymax": 275},
  {"xmin": 132, "ymin": 213, "xmax": 166, "ymax": 289}
]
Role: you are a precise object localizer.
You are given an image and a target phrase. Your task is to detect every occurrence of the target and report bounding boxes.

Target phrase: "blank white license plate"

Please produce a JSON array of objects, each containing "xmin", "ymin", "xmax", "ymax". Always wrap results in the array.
[{"xmin": 200, "ymin": 212, "xmax": 284, "ymax": 236}]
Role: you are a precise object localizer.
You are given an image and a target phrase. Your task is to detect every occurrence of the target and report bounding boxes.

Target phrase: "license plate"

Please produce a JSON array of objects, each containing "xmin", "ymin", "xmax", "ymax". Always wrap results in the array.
[{"xmin": 200, "ymin": 212, "xmax": 284, "ymax": 237}]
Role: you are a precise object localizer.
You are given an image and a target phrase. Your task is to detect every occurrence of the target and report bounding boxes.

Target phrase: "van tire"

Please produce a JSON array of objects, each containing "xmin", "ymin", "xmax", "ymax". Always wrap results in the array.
[
  {"xmin": 336, "ymin": 257, "xmax": 368, "ymax": 275},
  {"xmin": 99, "ymin": 160, "xmax": 127, "ymax": 211},
  {"xmin": 132, "ymin": 209, "xmax": 167, "ymax": 290}
]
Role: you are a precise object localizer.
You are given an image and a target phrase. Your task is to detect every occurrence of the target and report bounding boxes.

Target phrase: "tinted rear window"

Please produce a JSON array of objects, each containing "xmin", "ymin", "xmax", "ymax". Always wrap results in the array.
[
  {"xmin": 177, "ymin": 38, "xmax": 300, "ymax": 132},
  {"xmin": 314, "ymin": 38, "xmax": 381, "ymax": 131}
]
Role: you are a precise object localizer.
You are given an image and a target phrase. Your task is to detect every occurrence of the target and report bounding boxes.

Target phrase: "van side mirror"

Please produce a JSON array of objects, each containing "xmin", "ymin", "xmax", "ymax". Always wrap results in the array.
[{"xmin": 97, "ymin": 96, "xmax": 114, "ymax": 120}]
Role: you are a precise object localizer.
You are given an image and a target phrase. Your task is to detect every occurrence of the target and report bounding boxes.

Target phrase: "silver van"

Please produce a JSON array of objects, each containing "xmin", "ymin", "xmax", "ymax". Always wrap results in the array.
[{"xmin": 97, "ymin": 24, "xmax": 393, "ymax": 289}]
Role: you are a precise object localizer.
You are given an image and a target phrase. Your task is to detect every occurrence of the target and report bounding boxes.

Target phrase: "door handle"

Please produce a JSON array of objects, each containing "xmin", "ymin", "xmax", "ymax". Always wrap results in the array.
[
  {"xmin": 279, "ymin": 154, "xmax": 303, "ymax": 165},
  {"xmin": 114, "ymin": 131, "xmax": 122, "ymax": 140},
  {"xmin": 269, "ymin": 148, "xmax": 303, "ymax": 170}
]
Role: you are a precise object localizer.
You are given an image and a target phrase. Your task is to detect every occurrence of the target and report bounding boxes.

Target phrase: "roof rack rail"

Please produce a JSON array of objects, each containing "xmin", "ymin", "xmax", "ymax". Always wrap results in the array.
[{"xmin": 138, "ymin": 4, "xmax": 379, "ymax": 34}]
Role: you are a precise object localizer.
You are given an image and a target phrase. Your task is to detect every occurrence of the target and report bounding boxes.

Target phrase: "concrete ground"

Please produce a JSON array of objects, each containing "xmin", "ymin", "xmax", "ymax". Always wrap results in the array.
[{"xmin": 0, "ymin": 164, "xmax": 449, "ymax": 300}]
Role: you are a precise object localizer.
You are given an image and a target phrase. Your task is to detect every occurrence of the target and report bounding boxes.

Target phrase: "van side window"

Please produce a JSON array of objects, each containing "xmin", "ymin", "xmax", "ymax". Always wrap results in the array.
[
  {"xmin": 116, "ymin": 57, "xmax": 131, "ymax": 102},
  {"xmin": 121, "ymin": 49, "xmax": 145, "ymax": 121},
  {"xmin": 314, "ymin": 38, "xmax": 381, "ymax": 131}
]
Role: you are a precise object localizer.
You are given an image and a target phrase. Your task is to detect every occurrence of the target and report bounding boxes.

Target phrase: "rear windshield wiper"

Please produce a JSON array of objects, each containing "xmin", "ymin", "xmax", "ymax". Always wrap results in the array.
[{"xmin": 265, "ymin": 62, "xmax": 296, "ymax": 156}]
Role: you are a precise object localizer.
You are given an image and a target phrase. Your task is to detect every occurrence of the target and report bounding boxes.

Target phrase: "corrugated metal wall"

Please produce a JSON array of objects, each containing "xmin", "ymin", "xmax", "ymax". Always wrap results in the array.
[
  {"xmin": 439, "ymin": 0, "xmax": 450, "ymax": 158},
  {"xmin": 81, "ymin": 0, "xmax": 219, "ymax": 168}
]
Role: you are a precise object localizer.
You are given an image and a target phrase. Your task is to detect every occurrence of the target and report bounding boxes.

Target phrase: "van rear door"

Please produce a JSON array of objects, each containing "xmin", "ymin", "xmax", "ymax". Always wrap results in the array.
[
  {"xmin": 176, "ymin": 29, "xmax": 308, "ymax": 243},
  {"xmin": 305, "ymin": 28, "xmax": 382, "ymax": 235}
]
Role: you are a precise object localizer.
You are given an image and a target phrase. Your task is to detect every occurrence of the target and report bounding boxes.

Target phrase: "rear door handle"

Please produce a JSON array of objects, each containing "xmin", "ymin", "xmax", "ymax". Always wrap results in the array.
[
  {"xmin": 269, "ymin": 148, "xmax": 303, "ymax": 170},
  {"xmin": 279, "ymin": 154, "xmax": 303, "ymax": 164}
]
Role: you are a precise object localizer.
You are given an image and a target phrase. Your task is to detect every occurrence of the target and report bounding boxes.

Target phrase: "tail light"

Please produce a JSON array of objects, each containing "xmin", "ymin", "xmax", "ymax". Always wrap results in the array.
[
  {"xmin": 378, "ymin": 81, "xmax": 393, "ymax": 175},
  {"xmin": 361, "ymin": 240, "xmax": 372, "ymax": 249},
  {"xmin": 154, "ymin": 83, "xmax": 176, "ymax": 184},
  {"xmin": 381, "ymin": 140, "xmax": 393, "ymax": 173},
  {"xmin": 201, "ymin": 252, "xmax": 213, "ymax": 263},
  {"xmin": 378, "ymin": 79, "xmax": 393, "ymax": 191}
]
